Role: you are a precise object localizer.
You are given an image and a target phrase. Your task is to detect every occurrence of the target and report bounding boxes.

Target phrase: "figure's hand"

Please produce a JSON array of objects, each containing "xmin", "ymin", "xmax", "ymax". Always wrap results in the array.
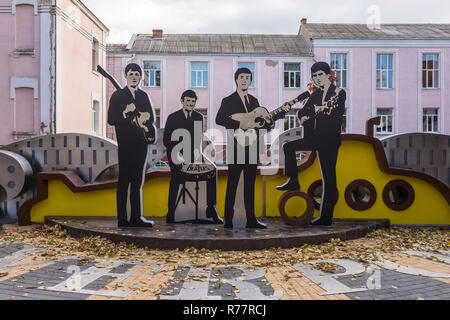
[
  {"xmin": 314, "ymin": 105, "xmax": 327, "ymax": 114},
  {"xmin": 300, "ymin": 116, "xmax": 310, "ymax": 124},
  {"xmin": 123, "ymin": 103, "xmax": 136, "ymax": 118},
  {"xmin": 137, "ymin": 112, "xmax": 151, "ymax": 129},
  {"xmin": 281, "ymin": 103, "xmax": 291, "ymax": 112}
]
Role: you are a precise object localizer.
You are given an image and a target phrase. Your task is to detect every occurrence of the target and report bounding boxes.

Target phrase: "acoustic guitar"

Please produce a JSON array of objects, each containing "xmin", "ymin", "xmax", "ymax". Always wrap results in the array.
[
  {"xmin": 232, "ymin": 91, "xmax": 311, "ymax": 147},
  {"xmin": 97, "ymin": 65, "xmax": 156, "ymax": 144}
]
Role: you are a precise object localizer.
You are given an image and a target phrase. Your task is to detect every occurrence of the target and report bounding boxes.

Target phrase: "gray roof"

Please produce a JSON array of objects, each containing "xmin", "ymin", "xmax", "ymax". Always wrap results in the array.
[
  {"xmin": 107, "ymin": 34, "xmax": 311, "ymax": 56},
  {"xmin": 301, "ymin": 23, "xmax": 450, "ymax": 40},
  {"xmin": 106, "ymin": 43, "xmax": 127, "ymax": 51}
]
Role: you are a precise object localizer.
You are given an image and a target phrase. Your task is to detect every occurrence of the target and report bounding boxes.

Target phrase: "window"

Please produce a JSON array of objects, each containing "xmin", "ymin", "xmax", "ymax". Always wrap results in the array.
[
  {"xmin": 191, "ymin": 62, "xmax": 208, "ymax": 88},
  {"xmin": 423, "ymin": 108, "xmax": 439, "ymax": 133},
  {"xmin": 92, "ymin": 101, "xmax": 99, "ymax": 134},
  {"xmin": 422, "ymin": 54, "xmax": 439, "ymax": 89},
  {"xmin": 154, "ymin": 109, "xmax": 161, "ymax": 128},
  {"xmin": 284, "ymin": 63, "xmax": 301, "ymax": 88},
  {"xmin": 92, "ymin": 38, "xmax": 99, "ymax": 71},
  {"xmin": 330, "ymin": 53, "xmax": 347, "ymax": 88},
  {"xmin": 376, "ymin": 54, "xmax": 393, "ymax": 89},
  {"xmin": 284, "ymin": 109, "xmax": 300, "ymax": 131},
  {"xmin": 237, "ymin": 62, "xmax": 255, "ymax": 88},
  {"xmin": 15, "ymin": 4, "xmax": 35, "ymax": 50},
  {"xmin": 376, "ymin": 108, "xmax": 393, "ymax": 134},
  {"xmin": 143, "ymin": 61, "xmax": 161, "ymax": 87},
  {"xmin": 196, "ymin": 108, "xmax": 208, "ymax": 132},
  {"xmin": 14, "ymin": 87, "xmax": 34, "ymax": 134},
  {"xmin": 341, "ymin": 109, "xmax": 347, "ymax": 133}
]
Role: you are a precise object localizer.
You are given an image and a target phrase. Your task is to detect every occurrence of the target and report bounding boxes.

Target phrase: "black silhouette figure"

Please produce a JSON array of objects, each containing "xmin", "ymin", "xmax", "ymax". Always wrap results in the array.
[
  {"xmin": 277, "ymin": 62, "xmax": 346, "ymax": 226},
  {"xmin": 163, "ymin": 90, "xmax": 222, "ymax": 224},
  {"xmin": 107, "ymin": 63, "xmax": 156, "ymax": 228},
  {"xmin": 216, "ymin": 68, "xmax": 267, "ymax": 229}
]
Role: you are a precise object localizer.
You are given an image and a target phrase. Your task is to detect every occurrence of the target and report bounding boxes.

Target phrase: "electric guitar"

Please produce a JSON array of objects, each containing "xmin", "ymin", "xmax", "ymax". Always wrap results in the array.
[
  {"xmin": 97, "ymin": 65, "xmax": 156, "ymax": 144},
  {"xmin": 232, "ymin": 91, "xmax": 311, "ymax": 147}
]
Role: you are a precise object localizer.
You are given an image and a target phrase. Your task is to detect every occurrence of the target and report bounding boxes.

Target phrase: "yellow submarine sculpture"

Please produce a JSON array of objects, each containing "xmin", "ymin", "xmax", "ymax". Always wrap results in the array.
[{"xmin": 13, "ymin": 118, "xmax": 450, "ymax": 226}]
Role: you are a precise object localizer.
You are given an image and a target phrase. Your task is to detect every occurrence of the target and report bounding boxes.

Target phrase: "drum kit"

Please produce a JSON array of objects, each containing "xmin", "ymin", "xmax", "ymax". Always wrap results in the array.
[{"xmin": 174, "ymin": 161, "xmax": 217, "ymax": 224}]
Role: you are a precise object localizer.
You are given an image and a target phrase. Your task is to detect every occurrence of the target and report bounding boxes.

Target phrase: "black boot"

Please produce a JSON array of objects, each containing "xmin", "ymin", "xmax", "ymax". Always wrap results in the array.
[
  {"xmin": 166, "ymin": 211, "xmax": 175, "ymax": 224},
  {"xmin": 276, "ymin": 177, "xmax": 300, "ymax": 191},
  {"xmin": 310, "ymin": 218, "xmax": 332, "ymax": 226},
  {"xmin": 118, "ymin": 220, "xmax": 129, "ymax": 227},
  {"xmin": 129, "ymin": 217, "xmax": 154, "ymax": 228},
  {"xmin": 310, "ymin": 203, "xmax": 333, "ymax": 226},
  {"xmin": 206, "ymin": 206, "xmax": 223, "ymax": 224},
  {"xmin": 224, "ymin": 221, "xmax": 233, "ymax": 229},
  {"xmin": 246, "ymin": 216, "xmax": 267, "ymax": 229}
]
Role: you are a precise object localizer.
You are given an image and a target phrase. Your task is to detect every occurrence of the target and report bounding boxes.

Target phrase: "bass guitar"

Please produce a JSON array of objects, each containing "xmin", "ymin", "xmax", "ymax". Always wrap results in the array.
[{"xmin": 97, "ymin": 65, "xmax": 156, "ymax": 144}]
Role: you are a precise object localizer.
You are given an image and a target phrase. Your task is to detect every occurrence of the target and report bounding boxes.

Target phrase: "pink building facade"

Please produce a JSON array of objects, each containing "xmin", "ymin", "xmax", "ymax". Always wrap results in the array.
[
  {"xmin": 2, "ymin": 2, "xmax": 449, "ymax": 150},
  {"xmin": 106, "ymin": 23, "xmax": 450, "ymax": 153},
  {"xmin": 106, "ymin": 33, "xmax": 313, "ymax": 152},
  {"xmin": 300, "ymin": 22, "xmax": 450, "ymax": 138},
  {"xmin": 0, "ymin": 0, "xmax": 109, "ymax": 146}
]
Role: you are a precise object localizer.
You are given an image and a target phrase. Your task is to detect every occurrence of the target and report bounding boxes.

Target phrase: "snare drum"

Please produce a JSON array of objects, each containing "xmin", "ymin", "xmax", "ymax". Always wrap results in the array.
[{"xmin": 180, "ymin": 163, "xmax": 216, "ymax": 181}]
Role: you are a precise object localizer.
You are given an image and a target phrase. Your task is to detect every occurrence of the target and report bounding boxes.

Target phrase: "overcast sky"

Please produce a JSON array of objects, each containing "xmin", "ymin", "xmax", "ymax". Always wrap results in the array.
[{"xmin": 82, "ymin": 0, "xmax": 450, "ymax": 44}]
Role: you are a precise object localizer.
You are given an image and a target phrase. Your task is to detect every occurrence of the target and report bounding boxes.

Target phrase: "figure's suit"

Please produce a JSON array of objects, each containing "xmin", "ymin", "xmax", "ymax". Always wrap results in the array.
[
  {"xmin": 283, "ymin": 84, "xmax": 346, "ymax": 221},
  {"xmin": 107, "ymin": 87, "xmax": 155, "ymax": 225},
  {"xmin": 216, "ymin": 91, "xmax": 263, "ymax": 227},
  {"xmin": 163, "ymin": 109, "xmax": 217, "ymax": 220}
]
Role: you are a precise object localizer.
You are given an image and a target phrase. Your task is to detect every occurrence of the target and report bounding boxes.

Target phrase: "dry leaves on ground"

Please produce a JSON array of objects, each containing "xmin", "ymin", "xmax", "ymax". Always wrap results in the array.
[{"xmin": 0, "ymin": 224, "xmax": 448, "ymax": 269}]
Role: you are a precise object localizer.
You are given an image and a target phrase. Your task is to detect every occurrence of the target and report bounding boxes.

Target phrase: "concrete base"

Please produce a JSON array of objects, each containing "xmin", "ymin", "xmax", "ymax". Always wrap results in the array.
[{"xmin": 45, "ymin": 217, "xmax": 390, "ymax": 251}]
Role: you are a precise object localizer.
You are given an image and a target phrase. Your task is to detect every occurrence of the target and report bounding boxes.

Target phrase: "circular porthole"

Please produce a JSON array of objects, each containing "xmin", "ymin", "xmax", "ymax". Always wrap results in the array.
[
  {"xmin": 307, "ymin": 180, "xmax": 339, "ymax": 210},
  {"xmin": 345, "ymin": 180, "xmax": 377, "ymax": 211},
  {"xmin": 279, "ymin": 191, "xmax": 315, "ymax": 226},
  {"xmin": 382, "ymin": 180, "xmax": 415, "ymax": 211}
]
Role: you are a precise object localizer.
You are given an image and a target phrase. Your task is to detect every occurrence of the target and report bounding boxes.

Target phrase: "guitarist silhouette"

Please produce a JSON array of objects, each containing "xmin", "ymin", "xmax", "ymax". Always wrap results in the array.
[
  {"xmin": 107, "ymin": 63, "xmax": 157, "ymax": 227},
  {"xmin": 277, "ymin": 62, "xmax": 346, "ymax": 226}
]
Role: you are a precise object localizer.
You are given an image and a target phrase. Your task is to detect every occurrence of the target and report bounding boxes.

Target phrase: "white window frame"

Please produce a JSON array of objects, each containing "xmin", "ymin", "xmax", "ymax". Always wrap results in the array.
[
  {"xmin": 191, "ymin": 62, "xmax": 208, "ymax": 88},
  {"xmin": 196, "ymin": 108, "xmax": 208, "ymax": 132},
  {"xmin": 330, "ymin": 53, "xmax": 348, "ymax": 89},
  {"xmin": 284, "ymin": 110, "xmax": 300, "ymax": 131},
  {"xmin": 92, "ymin": 38, "xmax": 99, "ymax": 72},
  {"xmin": 92, "ymin": 100, "xmax": 100, "ymax": 134},
  {"xmin": 154, "ymin": 108, "xmax": 161, "ymax": 128},
  {"xmin": 341, "ymin": 109, "xmax": 347, "ymax": 133},
  {"xmin": 376, "ymin": 54, "xmax": 394, "ymax": 89},
  {"xmin": 422, "ymin": 53, "xmax": 439, "ymax": 89},
  {"xmin": 284, "ymin": 63, "xmax": 301, "ymax": 88},
  {"xmin": 143, "ymin": 61, "xmax": 161, "ymax": 88},
  {"xmin": 12, "ymin": 0, "xmax": 38, "ymax": 15},
  {"xmin": 422, "ymin": 108, "xmax": 439, "ymax": 133},
  {"xmin": 376, "ymin": 108, "xmax": 394, "ymax": 134}
]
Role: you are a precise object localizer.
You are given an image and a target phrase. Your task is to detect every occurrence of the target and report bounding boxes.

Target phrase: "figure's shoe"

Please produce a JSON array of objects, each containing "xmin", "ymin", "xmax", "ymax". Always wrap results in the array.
[
  {"xmin": 118, "ymin": 221, "xmax": 129, "ymax": 228},
  {"xmin": 224, "ymin": 222, "xmax": 233, "ymax": 229},
  {"xmin": 166, "ymin": 213, "xmax": 175, "ymax": 224},
  {"xmin": 206, "ymin": 206, "xmax": 223, "ymax": 224},
  {"xmin": 310, "ymin": 218, "xmax": 332, "ymax": 226},
  {"xmin": 276, "ymin": 178, "xmax": 300, "ymax": 191},
  {"xmin": 246, "ymin": 220, "xmax": 267, "ymax": 229},
  {"xmin": 129, "ymin": 218, "xmax": 154, "ymax": 228}
]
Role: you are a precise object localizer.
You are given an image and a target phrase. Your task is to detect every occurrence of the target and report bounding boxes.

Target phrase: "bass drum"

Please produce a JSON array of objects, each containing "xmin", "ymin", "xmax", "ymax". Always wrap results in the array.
[{"xmin": 179, "ymin": 163, "xmax": 216, "ymax": 182}]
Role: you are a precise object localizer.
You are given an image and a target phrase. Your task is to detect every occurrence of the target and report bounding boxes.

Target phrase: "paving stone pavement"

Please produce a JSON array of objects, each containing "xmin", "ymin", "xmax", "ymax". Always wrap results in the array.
[{"xmin": 0, "ymin": 241, "xmax": 449, "ymax": 300}]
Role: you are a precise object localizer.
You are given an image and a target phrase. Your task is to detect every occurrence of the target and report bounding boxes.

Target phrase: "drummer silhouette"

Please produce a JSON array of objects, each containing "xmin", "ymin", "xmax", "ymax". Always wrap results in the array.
[{"xmin": 163, "ymin": 90, "xmax": 223, "ymax": 224}]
